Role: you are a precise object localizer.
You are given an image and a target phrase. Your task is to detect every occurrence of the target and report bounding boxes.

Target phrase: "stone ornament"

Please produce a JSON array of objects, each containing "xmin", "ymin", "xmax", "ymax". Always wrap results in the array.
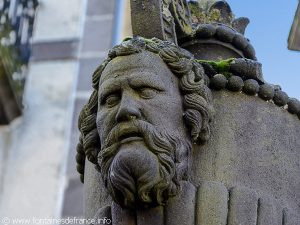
[
  {"xmin": 130, "ymin": 0, "xmax": 193, "ymax": 44},
  {"xmin": 189, "ymin": 0, "xmax": 249, "ymax": 34},
  {"xmin": 130, "ymin": 0, "xmax": 256, "ymax": 60},
  {"xmin": 77, "ymin": 37, "xmax": 214, "ymax": 208}
]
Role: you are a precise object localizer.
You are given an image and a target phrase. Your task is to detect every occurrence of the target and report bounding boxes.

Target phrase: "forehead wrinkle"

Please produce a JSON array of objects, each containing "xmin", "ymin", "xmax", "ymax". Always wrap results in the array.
[
  {"xmin": 128, "ymin": 72, "xmax": 165, "ymax": 89},
  {"xmin": 100, "ymin": 64, "xmax": 164, "ymax": 83},
  {"xmin": 100, "ymin": 65, "xmax": 167, "ymax": 84}
]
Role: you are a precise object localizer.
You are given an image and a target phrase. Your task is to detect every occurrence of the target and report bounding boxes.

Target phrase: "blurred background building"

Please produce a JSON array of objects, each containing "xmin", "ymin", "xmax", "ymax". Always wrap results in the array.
[
  {"xmin": 0, "ymin": 0, "xmax": 299, "ymax": 220},
  {"xmin": 0, "ymin": 0, "xmax": 125, "ymax": 219}
]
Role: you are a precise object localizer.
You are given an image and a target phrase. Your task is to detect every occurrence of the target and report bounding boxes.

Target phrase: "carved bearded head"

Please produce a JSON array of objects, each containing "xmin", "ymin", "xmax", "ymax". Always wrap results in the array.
[{"xmin": 76, "ymin": 37, "xmax": 214, "ymax": 209}]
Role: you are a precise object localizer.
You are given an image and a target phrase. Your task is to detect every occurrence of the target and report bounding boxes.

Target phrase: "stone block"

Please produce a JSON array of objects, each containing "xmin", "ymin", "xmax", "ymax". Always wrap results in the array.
[
  {"xmin": 257, "ymin": 196, "xmax": 283, "ymax": 225},
  {"xmin": 227, "ymin": 186, "xmax": 258, "ymax": 225},
  {"xmin": 196, "ymin": 181, "xmax": 228, "ymax": 225},
  {"xmin": 165, "ymin": 181, "xmax": 196, "ymax": 225},
  {"xmin": 283, "ymin": 208, "xmax": 300, "ymax": 225}
]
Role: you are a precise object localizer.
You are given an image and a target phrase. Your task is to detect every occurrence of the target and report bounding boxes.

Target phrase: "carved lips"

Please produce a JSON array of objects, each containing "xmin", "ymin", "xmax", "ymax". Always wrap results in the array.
[{"xmin": 118, "ymin": 128, "xmax": 143, "ymax": 144}]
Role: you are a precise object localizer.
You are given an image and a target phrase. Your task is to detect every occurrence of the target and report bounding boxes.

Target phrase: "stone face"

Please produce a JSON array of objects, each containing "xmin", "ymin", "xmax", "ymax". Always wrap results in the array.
[
  {"xmin": 97, "ymin": 51, "xmax": 189, "ymax": 208},
  {"xmin": 80, "ymin": 37, "xmax": 214, "ymax": 214}
]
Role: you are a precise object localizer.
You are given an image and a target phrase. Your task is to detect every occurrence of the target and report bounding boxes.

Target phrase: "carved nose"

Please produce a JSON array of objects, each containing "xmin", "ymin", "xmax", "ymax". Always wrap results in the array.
[{"xmin": 115, "ymin": 95, "xmax": 141, "ymax": 122}]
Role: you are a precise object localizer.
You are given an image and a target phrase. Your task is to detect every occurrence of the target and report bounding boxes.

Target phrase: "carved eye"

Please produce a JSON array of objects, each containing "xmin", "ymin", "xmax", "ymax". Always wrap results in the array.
[
  {"xmin": 104, "ymin": 94, "xmax": 120, "ymax": 107},
  {"xmin": 139, "ymin": 88, "xmax": 159, "ymax": 99}
]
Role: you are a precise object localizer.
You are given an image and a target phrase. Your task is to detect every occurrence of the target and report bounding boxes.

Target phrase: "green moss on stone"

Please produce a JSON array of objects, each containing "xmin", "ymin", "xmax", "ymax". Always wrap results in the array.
[{"xmin": 196, "ymin": 58, "xmax": 235, "ymax": 78}]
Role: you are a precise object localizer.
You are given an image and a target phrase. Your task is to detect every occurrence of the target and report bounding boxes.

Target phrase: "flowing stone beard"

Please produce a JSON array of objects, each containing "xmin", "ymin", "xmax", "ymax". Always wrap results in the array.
[{"xmin": 98, "ymin": 120, "xmax": 191, "ymax": 209}]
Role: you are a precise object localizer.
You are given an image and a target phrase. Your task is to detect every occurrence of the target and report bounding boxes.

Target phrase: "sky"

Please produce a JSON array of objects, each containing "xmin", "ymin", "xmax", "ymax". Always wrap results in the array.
[{"xmin": 227, "ymin": 0, "xmax": 300, "ymax": 100}]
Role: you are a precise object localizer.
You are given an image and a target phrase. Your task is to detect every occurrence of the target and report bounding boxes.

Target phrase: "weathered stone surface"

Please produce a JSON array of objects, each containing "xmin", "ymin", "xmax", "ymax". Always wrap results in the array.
[
  {"xmin": 85, "ymin": 160, "xmax": 112, "ymax": 219},
  {"xmin": 196, "ymin": 181, "xmax": 228, "ymax": 225},
  {"xmin": 62, "ymin": 177, "xmax": 84, "ymax": 217},
  {"xmin": 243, "ymin": 79, "xmax": 259, "ymax": 95},
  {"xmin": 227, "ymin": 186, "xmax": 258, "ymax": 225},
  {"xmin": 229, "ymin": 58, "xmax": 263, "ymax": 83},
  {"xmin": 196, "ymin": 24, "xmax": 216, "ymax": 38},
  {"xmin": 210, "ymin": 74, "xmax": 227, "ymax": 90},
  {"xmin": 137, "ymin": 206, "xmax": 163, "ymax": 225},
  {"xmin": 227, "ymin": 76, "xmax": 243, "ymax": 92},
  {"xmin": 192, "ymin": 91, "xmax": 300, "ymax": 215},
  {"xmin": 130, "ymin": 0, "xmax": 165, "ymax": 41},
  {"xmin": 243, "ymin": 43, "xmax": 257, "ymax": 60},
  {"xmin": 181, "ymin": 39, "xmax": 245, "ymax": 61},
  {"xmin": 216, "ymin": 26, "xmax": 236, "ymax": 43},
  {"xmin": 232, "ymin": 33, "xmax": 249, "ymax": 50},
  {"xmin": 111, "ymin": 202, "xmax": 136, "ymax": 225},
  {"xmin": 257, "ymin": 196, "xmax": 282, "ymax": 225},
  {"xmin": 258, "ymin": 84, "xmax": 275, "ymax": 100},
  {"xmin": 165, "ymin": 182, "xmax": 196, "ymax": 225},
  {"xmin": 287, "ymin": 98, "xmax": 300, "ymax": 114},
  {"xmin": 283, "ymin": 208, "xmax": 300, "ymax": 225},
  {"xmin": 273, "ymin": 90, "xmax": 289, "ymax": 106}
]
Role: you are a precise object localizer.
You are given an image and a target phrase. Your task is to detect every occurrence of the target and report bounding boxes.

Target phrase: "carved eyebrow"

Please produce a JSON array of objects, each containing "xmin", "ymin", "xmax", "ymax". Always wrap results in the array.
[
  {"xmin": 128, "ymin": 74, "xmax": 165, "ymax": 90},
  {"xmin": 98, "ymin": 81, "xmax": 120, "ymax": 103}
]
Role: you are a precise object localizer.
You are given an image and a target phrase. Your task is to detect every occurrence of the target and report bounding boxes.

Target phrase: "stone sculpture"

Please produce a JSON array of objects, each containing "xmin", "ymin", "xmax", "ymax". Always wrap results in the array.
[
  {"xmin": 77, "ymin": 37, "xmax": 214, "ymax": 209},
  {"xmin": 76, "ymin": 0, "xmax": 300, "ymax": 224}
]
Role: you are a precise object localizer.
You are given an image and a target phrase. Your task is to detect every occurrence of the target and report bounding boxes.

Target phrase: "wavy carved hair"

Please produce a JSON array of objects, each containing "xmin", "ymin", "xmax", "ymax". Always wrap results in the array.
[{"xmin": 76, "ymin": 37, "xmax": 214, "ymax": 182}]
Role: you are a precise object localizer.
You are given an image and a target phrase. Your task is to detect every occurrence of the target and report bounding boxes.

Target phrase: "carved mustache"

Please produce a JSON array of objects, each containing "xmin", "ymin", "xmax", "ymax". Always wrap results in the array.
[{"xmin": 103, "ymin": 120, "xmax": 158, "ymax": 149}]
